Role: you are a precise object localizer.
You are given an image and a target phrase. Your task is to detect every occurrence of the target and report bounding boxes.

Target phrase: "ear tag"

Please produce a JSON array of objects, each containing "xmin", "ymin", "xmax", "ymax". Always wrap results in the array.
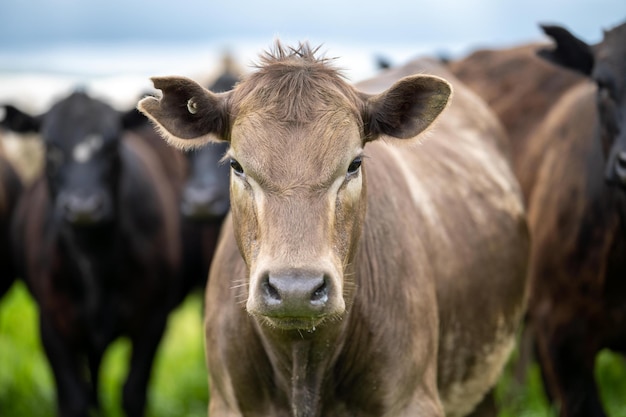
[{"xmin": 187, "ymin": 97, "xmax": 198, "ymax": 114}]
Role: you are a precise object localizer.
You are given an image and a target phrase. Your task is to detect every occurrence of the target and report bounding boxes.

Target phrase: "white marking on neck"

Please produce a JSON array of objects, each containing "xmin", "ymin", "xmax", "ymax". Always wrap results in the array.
[{"xmin": 73, "ymin": 134, "xmax": 104, "ymax": 163}]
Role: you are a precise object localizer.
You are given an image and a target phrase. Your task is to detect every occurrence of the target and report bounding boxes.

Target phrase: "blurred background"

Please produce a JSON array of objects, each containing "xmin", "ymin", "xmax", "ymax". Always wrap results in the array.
[
  {"xmin": 1, "ymin": 1, "xmax": 626, "ymax": 417},
  {"xmin": 1, "ymin": 0, "xmax": 625, "ymax": 110}
]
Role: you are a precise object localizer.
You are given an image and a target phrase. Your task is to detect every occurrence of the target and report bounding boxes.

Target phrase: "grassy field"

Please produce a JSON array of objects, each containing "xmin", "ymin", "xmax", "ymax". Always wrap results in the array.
[{"xmin": 1, "ymin": 281, "xmax": 625, "ymax": 416}]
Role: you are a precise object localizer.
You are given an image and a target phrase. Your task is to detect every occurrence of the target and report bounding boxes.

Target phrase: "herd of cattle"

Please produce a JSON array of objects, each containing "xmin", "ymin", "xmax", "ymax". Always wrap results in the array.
[{"xmin": 0, "ymin": 20, "xmax": 624, "ymax": 417}]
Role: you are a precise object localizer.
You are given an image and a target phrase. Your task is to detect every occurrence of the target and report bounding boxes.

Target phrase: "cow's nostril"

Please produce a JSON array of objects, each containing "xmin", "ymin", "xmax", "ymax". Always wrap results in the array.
[
  {"xmin": 311, "ymin": 279, "xmax": 328, "ymax": 305},
  {"xmin": 262, "ymin": 277, "xmax": 281, "ymax": 304}
]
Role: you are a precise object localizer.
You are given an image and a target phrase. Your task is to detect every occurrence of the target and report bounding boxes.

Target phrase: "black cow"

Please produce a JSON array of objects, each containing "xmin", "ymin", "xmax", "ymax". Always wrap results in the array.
[
  {"xmin": 1, "ymin": 91, "xmax": 182, "ymax": 417},
  {"xmin": 178, "ymin": 68, "xmax": 238, "ymax": 293},
  {"xmin": 525, "ymin": 21, "xmax": 626, "ymax": 417},
  {"xmin": 0, "ymin": 147, "xmax": 23, "ymax": 298}
]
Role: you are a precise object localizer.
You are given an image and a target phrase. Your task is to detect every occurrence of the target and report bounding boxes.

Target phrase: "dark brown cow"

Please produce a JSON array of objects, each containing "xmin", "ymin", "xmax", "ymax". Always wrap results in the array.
[
  {"xmin": 139, "ymin": 43, "xmax": 529, "ymax": 417},
  {"xmin": 1, "ymin": 91, "xmax": 182, "ymax": 417},
  {"xmin": 0, "ymin": 146, "xmax": 22, "ymax": 298},
  {"xmin": 448, "ymin": 42, "xmax": 585, "ymax": 203},
  {"xmin": 522, "ymin": 21, "xmax": 626, "ymax": 417}
]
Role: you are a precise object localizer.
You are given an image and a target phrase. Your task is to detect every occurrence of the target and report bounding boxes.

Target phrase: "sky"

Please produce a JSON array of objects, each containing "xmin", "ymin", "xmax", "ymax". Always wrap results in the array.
[
  {"xmin": 0, "ymin": 1, "xmax": 624, "ymax": 111},
  {"xmin": 1, "ymin": 0, "xmax": 624, "ymax": 50}
]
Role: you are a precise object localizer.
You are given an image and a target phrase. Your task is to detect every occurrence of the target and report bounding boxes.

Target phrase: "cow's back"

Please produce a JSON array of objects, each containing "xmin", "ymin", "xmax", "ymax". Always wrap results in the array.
[
  {"xmin": 357, "ymin": 58, "xmax": 529, "ymax": 416},
  {"xmin": 448, "ymin": 43, "xmax": 584, "ymax": 203}
]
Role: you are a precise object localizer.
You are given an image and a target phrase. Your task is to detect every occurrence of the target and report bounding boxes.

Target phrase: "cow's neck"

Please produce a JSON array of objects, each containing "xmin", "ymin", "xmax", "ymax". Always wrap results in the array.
[{"xmin": 260, "ymin": 323, "xmax": 345, "ymax": 417}]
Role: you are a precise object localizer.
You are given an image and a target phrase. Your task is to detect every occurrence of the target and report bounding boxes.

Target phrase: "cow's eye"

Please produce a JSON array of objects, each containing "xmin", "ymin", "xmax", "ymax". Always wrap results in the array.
[
  {"xmin": 230, "ymin": 158, "xmax": 244, "ymax": 176},
  {"xmin": 347, "ymin": 156, "xmax": 362, "ymax": 177}
]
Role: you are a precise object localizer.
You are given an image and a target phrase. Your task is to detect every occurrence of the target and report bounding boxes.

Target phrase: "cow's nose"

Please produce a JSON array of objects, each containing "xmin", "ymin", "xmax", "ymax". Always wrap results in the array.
[
  {"xmin": 61, "ymin": 192, "xmax": 107, "ymax": 224},
  {"xmin": 181, "ymin": 185, "xmax": 229, "ymax": 219},
  {"xmin": 261, "ymin": 270, "xmax": 329, "ymax": 315}
]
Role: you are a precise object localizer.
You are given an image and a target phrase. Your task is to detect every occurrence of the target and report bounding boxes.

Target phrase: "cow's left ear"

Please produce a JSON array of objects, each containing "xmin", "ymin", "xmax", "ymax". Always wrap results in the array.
[
  {"xmin": 537, "ymin": 24, "xmax": 594, "ymax": 76},
  {"xmin": 0, "ymin": 104, "xmax": 42, "ymax": 133},
  {"xmin": 360, "ymin": 74, "xmax": 451, "ymax": 142},
  {"xmin": 137, "ymin": 76, "xmax": 231, "ymax": 150}
]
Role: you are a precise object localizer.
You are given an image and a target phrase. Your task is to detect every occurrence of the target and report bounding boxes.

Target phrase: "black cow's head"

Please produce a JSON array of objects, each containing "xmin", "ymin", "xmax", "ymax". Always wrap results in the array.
[
  {"xmin": 180, "ymin": 70, "xmax": 239, "ymax": 220},
  {"xmin": 538, "ymin": 22, "xmax": 626, "ymax": 187},
  {"xmin": 1, "ymin": 91, "xmax": 141, "ymax": 226}
]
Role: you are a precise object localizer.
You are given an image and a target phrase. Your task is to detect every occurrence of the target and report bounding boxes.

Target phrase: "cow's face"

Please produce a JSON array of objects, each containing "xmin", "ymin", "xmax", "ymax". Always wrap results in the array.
[
  {"xmin": 539, "ymin": 22, "xmax": 626, "ymax": 187},
  {"xmin": 226, "ymin": 105, "xmax": 366, "ymax": 331},
  {"xmin": 138, "ymin": 42, "xmax": 451, "ymax": 331},
  {"xmin": 181, "ymin": 142, "xmax": 230, "ymax": 220},
  {"xmin": 41, "ymin": 93, "xmax": 122, "ymax": 226},
  {"xmin": 593, "ymin": 25, "xmax": 626, "ymax": 186}
]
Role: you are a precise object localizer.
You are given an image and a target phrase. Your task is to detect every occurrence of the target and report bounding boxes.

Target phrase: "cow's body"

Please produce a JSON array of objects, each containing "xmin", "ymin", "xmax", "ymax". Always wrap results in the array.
[
  {"xmin": 448, "ymin": 43, "xmax": 584, "ymax": 203},
  {"xmin": 0, "ymin": 150, "xmax": 22, "ymax": 297},
  {"xmin": 4, "ymin": 92, "xmax": 182, "ymax": 417},
  {"xmin": 139, "ymin": 46, "xmax": 529, "ymax": 417},
  {"xmin": 523, "ymin": 22, "xmax": 626, "ymax": 417},
  {"xmin": 527, "ymin": 81, "xmax": 626, "ymax": 417}
]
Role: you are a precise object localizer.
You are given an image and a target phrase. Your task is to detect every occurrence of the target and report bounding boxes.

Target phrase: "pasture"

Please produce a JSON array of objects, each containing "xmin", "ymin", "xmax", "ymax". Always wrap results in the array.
[{"xmin": 2, "ymin": 281, "xmax": 625, "ymax": 416}]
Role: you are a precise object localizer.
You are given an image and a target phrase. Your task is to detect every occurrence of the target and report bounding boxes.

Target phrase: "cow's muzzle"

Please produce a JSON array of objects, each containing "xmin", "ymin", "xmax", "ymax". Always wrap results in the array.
[
  {"xmin": 58, "ymin": 190, "xmax": 111, "ymax": 225},
  {"xmin": 248, "ymin": 267, "xmax": 344, "ymax": 330}
]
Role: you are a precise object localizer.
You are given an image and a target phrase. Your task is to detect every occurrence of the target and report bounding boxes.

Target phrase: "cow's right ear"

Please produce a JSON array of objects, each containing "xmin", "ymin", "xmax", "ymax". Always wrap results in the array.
[
  {"xmin": 537, "ymin": 24, "xmax": 594, "ymax": 76},
  {"xmin": 137, "ymin": 76, "xmax": 231, "ymax": 150},
  {"xmin": 0, "ymin": 104, "xmax": 41, "ymax": 133}
]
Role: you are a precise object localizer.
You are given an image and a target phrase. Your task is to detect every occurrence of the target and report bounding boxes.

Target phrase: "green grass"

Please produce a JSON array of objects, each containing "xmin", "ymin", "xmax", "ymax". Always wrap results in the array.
[
  {"xmin": 0, "ymin": 282, "xmax": 208, "ymax": 417},
  {"xmin": 1, "ymin": 281, "xmax": 625, "ymax": 416},
  {"xmin": 494, "ymin": 333, "xmax": 626, "ymax": 417}
]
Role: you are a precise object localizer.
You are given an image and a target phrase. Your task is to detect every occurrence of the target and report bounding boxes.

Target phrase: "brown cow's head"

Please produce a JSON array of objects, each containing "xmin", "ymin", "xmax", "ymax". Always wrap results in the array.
[
  {"xmin": 538, "ymin": 21, "xmax": 626, "ymax": 187},
  {"xmin": 139, "ymin": 42, "xmax": 451, "ymax": 331}
]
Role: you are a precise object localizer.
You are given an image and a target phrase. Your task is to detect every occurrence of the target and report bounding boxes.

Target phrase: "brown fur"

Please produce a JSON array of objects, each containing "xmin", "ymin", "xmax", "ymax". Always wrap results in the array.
[
  {"xmin": 523, "ymin": 21, "xmax": 626, "ymax": 417},
  {"xmin": 139, "ymin": 43, "xmax": 529, "ymax": 417},
  {"xmin": 448, "ymin": 43, "xmax": 585, "ymax": 203},
  {"xmin": 527, "ymin": 81, "xmax": 626, "ymax": 417}
]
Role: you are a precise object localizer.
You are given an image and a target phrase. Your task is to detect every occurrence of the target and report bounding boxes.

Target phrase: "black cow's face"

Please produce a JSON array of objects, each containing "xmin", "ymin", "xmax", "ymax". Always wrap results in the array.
[
  {"xmin": 538, "ymin": 22, "xmax": 626, "ymax": 187},
  {"xmin": 40, "ymin": 92, "xmax": 122, "ymax": 226},
  {"xmin": 592, "ymin": 27, "xmax": 626, "ymax": 187},
  {"xmin": 180, "ymin": 70, "xmax": 238, "ymax": 221},
  {"xmin": 181, "ymin": 142, "xmax": 230, "ymax": 220}
]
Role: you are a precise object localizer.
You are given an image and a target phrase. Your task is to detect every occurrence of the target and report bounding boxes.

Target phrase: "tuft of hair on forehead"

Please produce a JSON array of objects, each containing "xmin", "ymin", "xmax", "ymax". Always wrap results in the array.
[
  {"xmin": 254, "ymin": 40, "xmax": 337, "ymax": 69},
  {"xmin": 233, "ymin": 40, "xmax": 361, "ymax": 125}
]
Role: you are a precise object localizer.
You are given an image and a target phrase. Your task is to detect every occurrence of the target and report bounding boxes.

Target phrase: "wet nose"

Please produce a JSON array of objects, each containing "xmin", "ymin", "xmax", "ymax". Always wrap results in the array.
[{"xmin": 261, "ymin": 270, "xmax": 330, "ymax": 316}]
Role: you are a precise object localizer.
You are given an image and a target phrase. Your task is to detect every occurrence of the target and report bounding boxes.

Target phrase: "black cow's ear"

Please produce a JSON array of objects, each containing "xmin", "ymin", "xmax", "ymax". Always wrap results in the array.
[
  {"xmin": 0, "ymin": 104, "xmax": 42, "ymax": 133},
  {"xmin": 137, "ymin": 76, "xmax": 231, "ymax": 150},
  {"xmin": 537, "ymin": 24, "xmax": 594, "ymax": 76},
  {"xmin": 361, "ymin": 74, "xmax": 451, "ymax": 142}
]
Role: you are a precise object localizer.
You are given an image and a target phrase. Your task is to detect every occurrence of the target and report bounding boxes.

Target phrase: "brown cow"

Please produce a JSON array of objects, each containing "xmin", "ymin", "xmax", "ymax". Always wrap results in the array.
[
  {"xmin": 523, "ymin": 22, "xmax": 626, "ymax": 417},
  {"xmin": 448, "ymin": 42, "xmax": 585, "ymax": 203},
  {"xmin": 139, "ymin": 43, "xmax": 529, "ymax": 417}
]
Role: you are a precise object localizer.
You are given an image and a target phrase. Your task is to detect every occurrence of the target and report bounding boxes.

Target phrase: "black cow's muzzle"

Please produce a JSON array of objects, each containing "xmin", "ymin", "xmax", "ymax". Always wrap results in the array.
[{"xmin": 58, "ymin": 190, "xmax": 112, "ymax": 225}]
